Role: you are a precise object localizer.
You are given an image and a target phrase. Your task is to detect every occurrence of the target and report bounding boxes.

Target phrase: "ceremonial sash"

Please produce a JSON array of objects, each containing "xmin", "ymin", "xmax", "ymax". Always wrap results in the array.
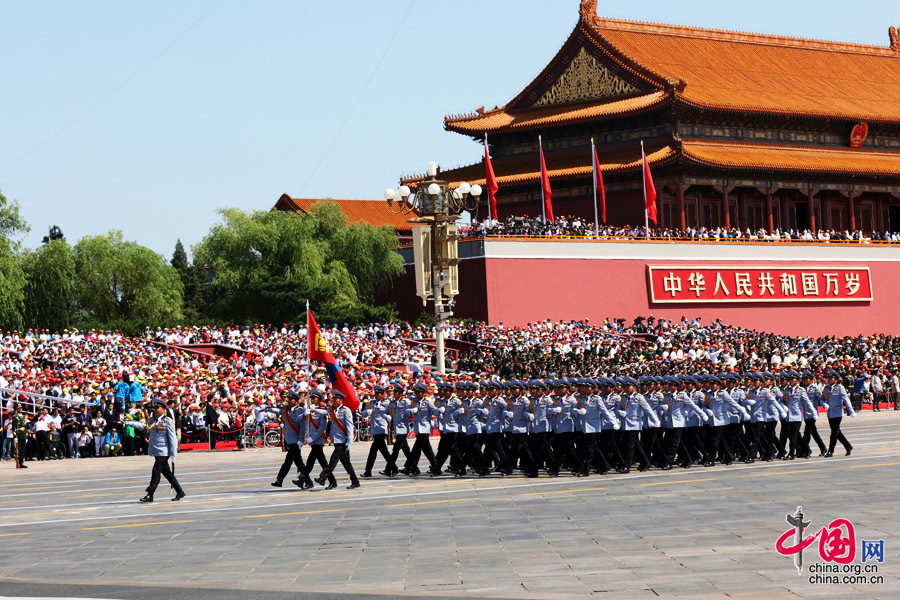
[
  {"xmin": 330, "ymin": 407, "xmax": 348, "ymax": 436},
  {"xmin": 283, "ymin": 407, "xmax": 300, "ymax": 436}
]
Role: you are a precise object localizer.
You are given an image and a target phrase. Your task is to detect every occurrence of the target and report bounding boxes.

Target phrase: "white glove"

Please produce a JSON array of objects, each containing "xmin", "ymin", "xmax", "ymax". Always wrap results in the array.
[
  {"xmin": 526, "ymin": 413, "xmax": 535, "ymax": 421},
  {"xmin": 504, "ymin": 411, "xmax": 514, "ymax": 418},
  {"xmin": 849, "ymin": 412, "xmax": 856, "ymax": 418},
  {"xmin": 577, "ymin": 408, "xmax": 587, "ymax": 415},
  {"xmin": 742, "ymin": 411, "xmax": 750, "ymax": 421},
  {"xmin": 455, "ymin": 408, "xmax": 465, "ymax": 415},
  {"xmin": 702, "ymin": 414, "xmax": 709, "ymax": 423},
  {"xmin": 613, "ymin": 422, "xmax": 620, "ymax": 430},
  {"xmin": 552, "ymin": 407, "xmax": 562, "ymax": 414},
  {"xmin": 480, "ymin": 408, "xmax": 489, "ymax": 415},
  {"xmin": 437, "ymin": 407, "xmax": 445, "ymax": 414}
]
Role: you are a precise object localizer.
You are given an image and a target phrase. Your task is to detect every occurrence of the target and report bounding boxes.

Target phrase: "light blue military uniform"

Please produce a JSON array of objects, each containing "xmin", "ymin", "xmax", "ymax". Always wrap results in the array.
[
  {"xmin": 148, "ymin": 414, "xmax": 178, "ymax": 457},
  {"xmin": 510, "ymin": 396, "xmax": 532, "ymax": 434},
  {"xmin": 530, "ymin": 395, "xmax": 554, "ymax": 434},
  {"xmin": 662, "ymin": 390, "xmax": 707, "ymax": 428},
  {"xmin": 552, "ymin": 394, "xmax": 576, "ymax": 434},
  {"xmin": 391, "ymin": 399, "xmax": 411, "ymax": 436},
  {"xmin": 824, "ymin": 384, "xmax": 855, "ymax": 418},
  {"xmin": 782, "ymin": 385, "xmax": 815, "ymax": 422},
  {"xmin": 362, "ymin": 400, "xmax": 391, "ymax": 435},
  {"xmin": 330, "ymin": 405, "xmax": 355, "ymax": 445},
  {"xmin": 618, "ymin": 393, "xmax": 660, "ymax": 430},
  {"xmin": 411, "ymin": 398, "xmax": 435, "ymax": 435},
  {"xmin": 705, "ymin": 390, "xmax": 750, "ymax": 426}
]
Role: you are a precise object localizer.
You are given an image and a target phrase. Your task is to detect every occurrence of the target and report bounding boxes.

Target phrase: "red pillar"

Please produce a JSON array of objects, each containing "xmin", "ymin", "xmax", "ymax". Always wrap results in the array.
[
  {"xmin": 676, "ymin": 182, "xmax": 686, "ymax": 230},
  {"xmin": 849, "ymin": 191, "xmax": 856, "ymax": 231},
  {"xmin": 721, "ymin": 184, "xmax": 730, "ymax": 229},
  {"xmin": 766, "ymin": 188, "xmax": 774, "ymax": 232},
  {"xmin": 808, "ymin": 188, "xmax": 816, "ymax": 232}
]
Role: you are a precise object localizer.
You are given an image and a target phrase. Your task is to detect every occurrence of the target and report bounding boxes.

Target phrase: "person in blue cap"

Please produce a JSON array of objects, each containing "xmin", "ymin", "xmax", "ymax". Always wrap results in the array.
[
  {"xmin": 551, "ymin": 380, "xmax": 578, "ymax": 474},
  {"xmin": 505, "ymin": 381, "xmax": 536, "ymax": 475},
  {"xmin": 406, "ymin": 382, "xmax": 438, "ymax": 476},
  {"xmin": 387, "ymin": 384, "xmax": 412, "ymax": 475},
  {"xmin": 481, "ymin": 381, "xmax": 509, "ymax": 476},
  {"xmin": 780, "ymin": 371, "xmax": 816, "ymax": 460},
  {"xmin": 616, "ymin": 377, "xmax": 659, "ymax": 473},
  {"xmin": 140, "ymin": 398, "xmax": 185, "ymax": 502},
  {"xmin": 660, "ymin": 375, "xmax": 708, "ymax": 470},
  {"xmin": 762, "ymin": 373, "xmax": 788, "ymax": 460},
  {"xmin": 361, "ymin": 385, "xmax": 396, "ymax": 478},
  {"xmin": 295, "ymin": 390, "xmax": 335, "ymax": 489},
  {"xmin": 528, "ymin": 380, "xmax": 558, "ymax": 477},
  {"xmin": 800, "ymin": 371, "xmax": 827, "ymax": 457},
  {"xmin": 823, "ymin": 370, "xmax": 855, "ymax": 457},
  {"xmin": 703, "ymin": 375, "xmax": 750, "ymax": 466},
  {"xmin": 269, "ymin": 390, "xmax": 310, "ymax": 488},
  {"xmin": 314, "ymin": 390, "xmax": 360, "ymax": 490}
]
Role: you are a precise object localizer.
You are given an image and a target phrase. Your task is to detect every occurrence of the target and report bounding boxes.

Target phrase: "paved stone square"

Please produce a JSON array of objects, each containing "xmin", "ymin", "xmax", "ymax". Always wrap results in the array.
[{"xmin": 1, "ymin": 411, "xmax": 898, "ymax": 599}]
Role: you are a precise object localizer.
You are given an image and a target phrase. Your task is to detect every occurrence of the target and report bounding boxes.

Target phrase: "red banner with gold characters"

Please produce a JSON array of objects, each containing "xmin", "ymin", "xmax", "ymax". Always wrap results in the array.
[{"xmin": 647, "ymin": 266, "xmax": 872, "ymax": 304}]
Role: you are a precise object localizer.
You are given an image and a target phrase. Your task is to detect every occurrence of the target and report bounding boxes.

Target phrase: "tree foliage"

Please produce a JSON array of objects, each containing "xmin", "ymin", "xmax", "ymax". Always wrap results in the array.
[
  {"xmin": 192, "ymin": 201, "xmax": 403, "ymax": 324},
  {"xmin": 22, "ymin": 238, "xmax": 75, "ymax": 331},
  {"xmin": 0, "ymin": 189, "xmax": 29, "ymax": 331},
  {"xmin": 73, "ymin": 230, "xmax": 184, "ymax": 323}
]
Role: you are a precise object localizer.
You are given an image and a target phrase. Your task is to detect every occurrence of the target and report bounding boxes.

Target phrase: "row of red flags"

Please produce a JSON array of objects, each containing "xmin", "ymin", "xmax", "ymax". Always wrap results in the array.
[{"xmin": 484, "ymin": 139, "xmax": 657, "ymax": 225}]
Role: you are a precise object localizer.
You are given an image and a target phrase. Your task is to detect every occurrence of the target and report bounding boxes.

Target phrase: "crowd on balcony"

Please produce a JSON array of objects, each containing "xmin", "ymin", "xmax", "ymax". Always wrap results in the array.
[{"xmin": 458, "ymin": 215, "xmax": 900, "ymax": 243}]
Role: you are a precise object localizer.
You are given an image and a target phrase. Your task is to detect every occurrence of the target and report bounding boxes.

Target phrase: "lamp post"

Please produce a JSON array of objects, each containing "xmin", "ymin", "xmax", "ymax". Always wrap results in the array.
[{"xmin": 385, "ymin": 162, "xmax": 482, "ymax": 373}]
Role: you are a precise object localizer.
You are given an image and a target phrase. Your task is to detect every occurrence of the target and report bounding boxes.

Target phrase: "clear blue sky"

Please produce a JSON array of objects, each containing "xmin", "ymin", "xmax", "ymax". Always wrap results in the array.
[{"xmin": 1, "ymin": 0, "xmax": 895, "ymax": 258}]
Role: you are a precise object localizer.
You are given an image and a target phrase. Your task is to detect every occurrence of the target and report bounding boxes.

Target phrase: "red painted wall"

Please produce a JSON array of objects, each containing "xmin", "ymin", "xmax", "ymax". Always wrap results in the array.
[{"xmin": 482, "ymin": 258, "xmax": 896, "ymax": 336}]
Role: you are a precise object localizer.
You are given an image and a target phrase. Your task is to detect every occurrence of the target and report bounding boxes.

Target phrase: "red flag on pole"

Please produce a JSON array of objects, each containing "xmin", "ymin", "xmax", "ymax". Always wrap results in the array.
[
  {"xmin": 307, "ymin": 308, "xmax": 359, "ymax": 412},
  {"xmin": 642, "ymin": 147, "xmax": 657, "ymax": 225},
  {"xmin": 484, "ymin": 137, "xmax": 499, "ymax": 219},
  {"xmin": 540, "ymin": 139, "xmax": 554, "ymax": 222},
  {"xmin": 593, "ymin": 146, "xmax": 606, "ymax": 224}
]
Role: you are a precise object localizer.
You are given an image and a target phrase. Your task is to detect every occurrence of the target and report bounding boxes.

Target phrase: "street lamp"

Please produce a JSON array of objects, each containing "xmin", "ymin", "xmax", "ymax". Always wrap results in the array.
[{"xmin": 385, "ymin": 163, "xmax": 482, "ymax": 373}]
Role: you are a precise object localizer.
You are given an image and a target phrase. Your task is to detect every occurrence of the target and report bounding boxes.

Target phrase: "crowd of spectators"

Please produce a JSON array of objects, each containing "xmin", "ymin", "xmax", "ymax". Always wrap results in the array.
[
  {"xmin": 458, "ymin": 215, "xmax": 900, "ymax": 243},
  {"xmin": 3, "ymin": 318, "xmax": 900, "ymax": 462}
]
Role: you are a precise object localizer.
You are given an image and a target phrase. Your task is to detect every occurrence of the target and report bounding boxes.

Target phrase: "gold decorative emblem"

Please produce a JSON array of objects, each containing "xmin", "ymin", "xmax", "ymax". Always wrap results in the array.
[
  {"xmin": 314, "ymin": 333, "xmax": 329, "ymax": 353},
  {"xmin": 534, "ymin": 47, "xmax": 638, "ymax": 107}
]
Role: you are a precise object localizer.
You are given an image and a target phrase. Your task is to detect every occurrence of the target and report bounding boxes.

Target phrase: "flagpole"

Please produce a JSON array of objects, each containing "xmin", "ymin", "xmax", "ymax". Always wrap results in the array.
[
  {"xmin": 591, "ymin": 137, "xmax": 599, "ymax": 236},
  {"xmin": 539, "ymin": 135, "xmax": 546, "ymax": 223},
  {"xmin": 485, "ymin": 133, "xmax": 491, "ymax": 223},
  {"xmin": 305, "ymin": 299, "xmax": 311, "ymax": 443},
  {"xmin": 642, "ymin": 140, "xmax": 649, "ymax": 239}
]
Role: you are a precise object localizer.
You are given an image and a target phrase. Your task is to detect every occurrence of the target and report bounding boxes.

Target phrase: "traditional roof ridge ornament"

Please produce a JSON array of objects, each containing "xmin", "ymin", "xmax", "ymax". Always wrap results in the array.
[
  {"xmin": 890, "ymin": 26, "xmax": 900, "ymax": 52},
  {"xmin": 579, "ymin": 0, "xmax": 598, "ymax": 23}
]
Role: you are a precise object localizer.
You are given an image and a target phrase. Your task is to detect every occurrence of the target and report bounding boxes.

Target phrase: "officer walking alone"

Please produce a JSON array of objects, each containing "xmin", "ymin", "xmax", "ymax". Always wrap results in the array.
[{"xmin": 140, "ymin": 398, "xmax": 185, "ymax": 502}]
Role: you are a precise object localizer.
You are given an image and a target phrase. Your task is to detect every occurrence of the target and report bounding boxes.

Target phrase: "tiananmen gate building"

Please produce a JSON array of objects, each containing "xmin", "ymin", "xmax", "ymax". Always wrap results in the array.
[{"xmin": 387, "ymin": 0, "xmax": 900, "ymax": 335}]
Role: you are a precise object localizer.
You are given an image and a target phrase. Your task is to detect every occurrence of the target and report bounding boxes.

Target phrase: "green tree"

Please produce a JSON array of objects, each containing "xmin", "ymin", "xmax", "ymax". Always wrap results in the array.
[
  {"xmin": 73, "ymin": 230, "xmax": 184, "ymax": 323},
  {"xmin": 0, "ymin": 188, "xmax": 29, "ymax": 331},
  {"xmin": 22, "ymin": 238, "xmax": 75, "ymax": 331},
  {"xmin": 192, "ymin": 201, "xmax": 403, "ymax": 324},
  {"xmin": 171, "ymin": 239, "xmax": 206, "ymax": 319}
]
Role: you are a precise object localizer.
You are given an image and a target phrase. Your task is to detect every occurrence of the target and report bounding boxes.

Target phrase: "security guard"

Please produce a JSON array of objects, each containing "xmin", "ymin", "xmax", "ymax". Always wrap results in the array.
[
  {"xmin": 140, "ymin": 398, "xmax": 185, "ymax": 502},
  {"xmin": 780, "ymin": 371, "xmax": 815, "ymax": 460},
  {"xmin": 12, "ymin": 405, "xmax": 29, "ymax": 469}
]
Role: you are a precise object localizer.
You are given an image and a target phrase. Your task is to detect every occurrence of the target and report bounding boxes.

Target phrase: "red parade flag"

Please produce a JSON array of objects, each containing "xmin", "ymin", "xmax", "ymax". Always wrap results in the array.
[
  {"xmin": 540, "ymin": 141, "xmax": 554, "ymax": 222},
  {"xmin": 593, "ymin": 147, "xmax": 606, "ymax": 223},
  {"xmin": 484, "ymin": 141, "xmax": 499, "ymax": 219},
  {"xmin": 642, "ymin": 148, "xmax": 658, "ymax": 225},
  {"xmin": 307, "ymin": 308, "xmax": 360, "ymax": 412}
]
